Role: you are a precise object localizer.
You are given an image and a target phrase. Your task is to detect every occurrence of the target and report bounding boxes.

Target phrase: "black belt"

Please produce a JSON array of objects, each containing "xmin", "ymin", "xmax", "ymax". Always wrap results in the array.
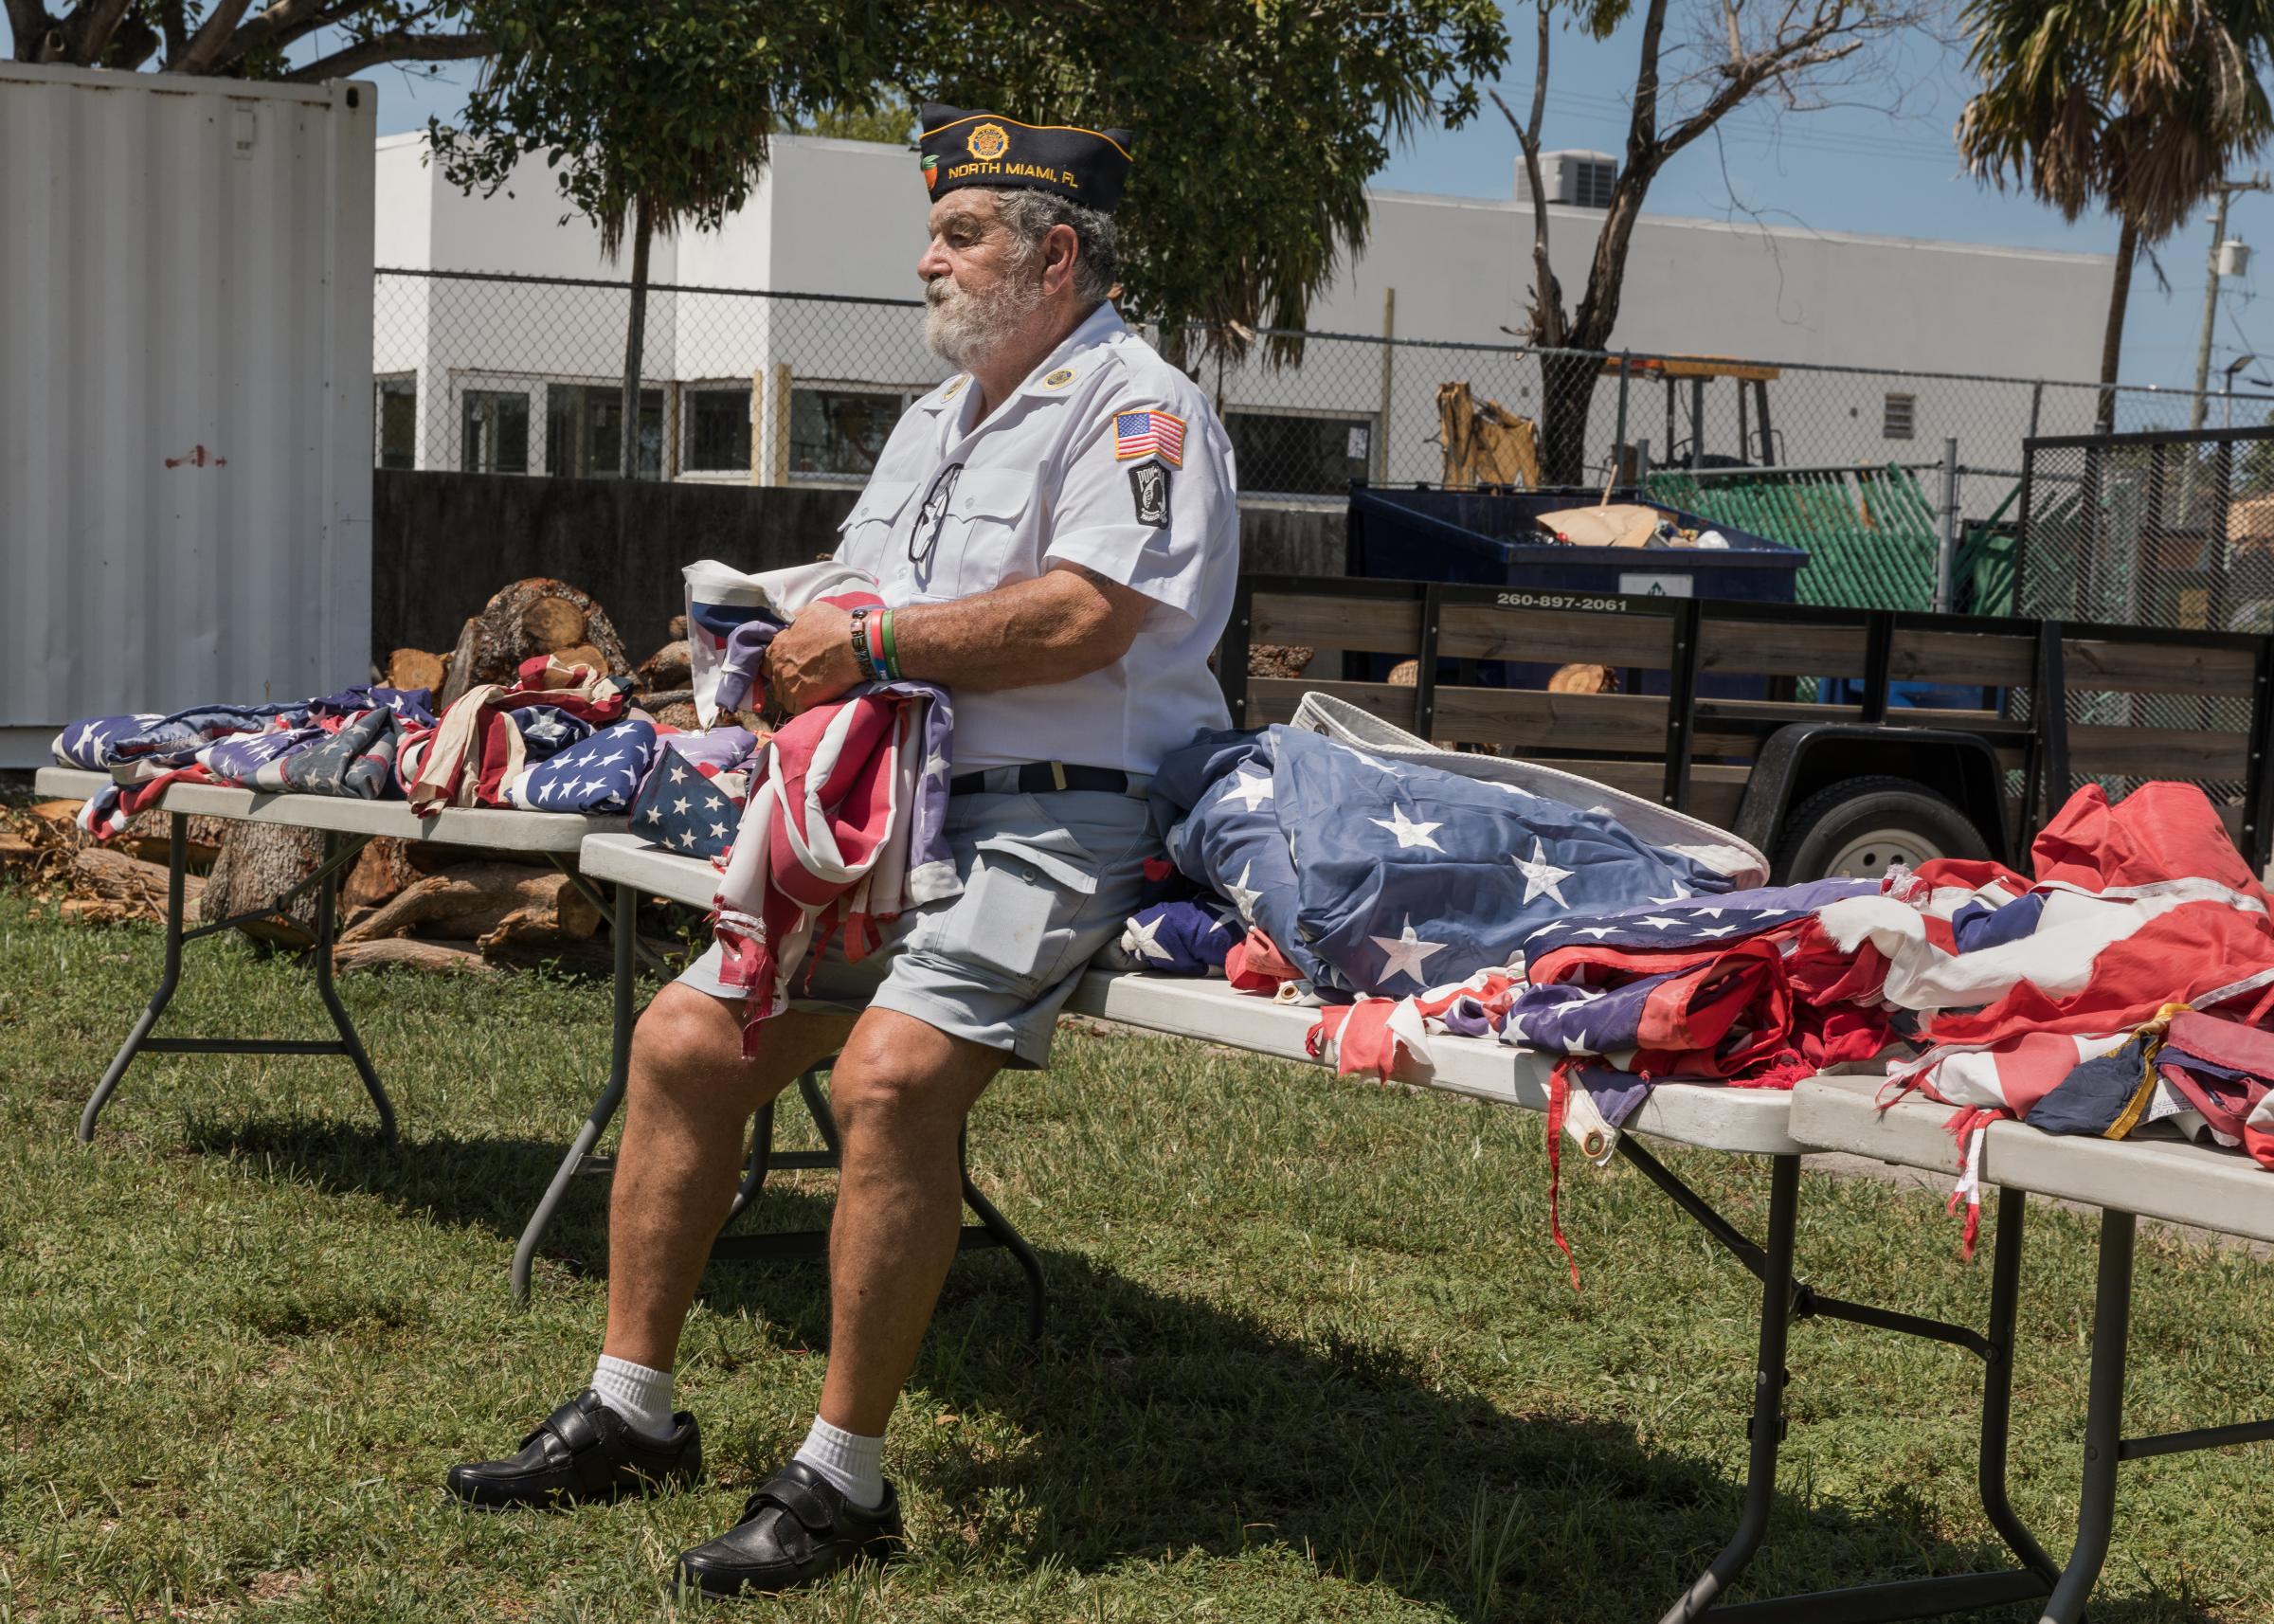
[{"xmin": 948, "ymin": 763, "xmax": 1135, "ymax": 797}]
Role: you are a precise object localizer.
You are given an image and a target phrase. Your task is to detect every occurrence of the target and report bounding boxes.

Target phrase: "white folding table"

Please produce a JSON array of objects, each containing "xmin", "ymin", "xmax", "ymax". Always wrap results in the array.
[
  {"xmin": 538, "ymin": 831, "xmax": 2077, "ymax": 1623},
  {"xmin": 34, "ymin": 766, "xmax": 628, "ymax": 1146},
  {"xmin": 1792, "ymin": 1075, "xmax": 2274, "ymax": 1624}
]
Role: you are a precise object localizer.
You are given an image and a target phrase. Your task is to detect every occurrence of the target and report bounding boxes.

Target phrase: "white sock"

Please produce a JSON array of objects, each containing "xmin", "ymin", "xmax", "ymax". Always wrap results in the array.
[
  {"xmin": 589, "ymin": 1354, "xmax": 677, "ymax": 1441},
  {"xmin": 793, "ymin": 1415, "xmax": 884, "ymax": 1509}
]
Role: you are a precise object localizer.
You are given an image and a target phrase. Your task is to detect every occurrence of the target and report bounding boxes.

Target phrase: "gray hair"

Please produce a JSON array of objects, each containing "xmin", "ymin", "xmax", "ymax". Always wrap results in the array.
[{"xmin": 987, "ymin": 188, "xmax": 1119, "ymax": 310}]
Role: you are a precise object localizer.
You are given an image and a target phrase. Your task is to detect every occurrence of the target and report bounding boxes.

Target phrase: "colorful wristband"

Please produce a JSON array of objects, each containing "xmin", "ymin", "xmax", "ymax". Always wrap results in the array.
[
  {"xmin": 879, "ymin": 609, "xmax": 901, "ymax": 681},
  {"xmin": 863, "ymin": 610, "xmax": 888, "ymax": 680},
  {"xmin": 848, "ymin": 607, "xmax": 878, "ymax": 682}
]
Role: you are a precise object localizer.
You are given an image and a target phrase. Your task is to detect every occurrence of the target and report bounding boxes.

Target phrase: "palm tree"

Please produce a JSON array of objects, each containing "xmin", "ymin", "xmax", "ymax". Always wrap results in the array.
[{"xmin": 1958, "ymin": 0, "xmax": 2274, "ymax": 428}]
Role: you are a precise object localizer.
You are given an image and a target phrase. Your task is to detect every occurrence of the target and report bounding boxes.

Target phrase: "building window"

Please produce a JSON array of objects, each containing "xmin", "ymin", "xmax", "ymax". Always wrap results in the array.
[
  {"xmin": 546, "ymin": 383, "xmax": 664, "ymax": 478},
  {"xmin": 1883, "ymin": 392, "xmax": 1916, "ymax": 441},
  {"xmin": 376, "ymin": 377, "xmax": 416, "ymax": 470},
  {"xmin": 461, "ymin": 389, "xmax": 530, "ymax": 475},
  {"xmin": 1224, "ymin": 408, "xmax": 1373, "ymax": 496},
  {"xmin": 686, "ymin": 385, "xmax": 753, "ymax": 474},
  {"xmin": 789, "ymin": 387, "xmax": 908, "ymax": 480}
]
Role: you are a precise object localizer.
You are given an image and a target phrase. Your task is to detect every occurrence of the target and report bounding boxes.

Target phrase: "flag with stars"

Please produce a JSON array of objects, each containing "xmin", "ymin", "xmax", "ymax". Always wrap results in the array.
[
  {"xmin": 505, "ymin": 719, "xmax": 659, "ymax": 812},
  {"xmin": 629, "ymin": 732, "xmax": 760, "ymax": 858},
  {"xmin": 1101, "ymin": 897, "xmax": 1239, "ymax": 975},
  {"xmin": 51, "ymin": 714, "xmax": 166, "ymax": 768},
  {"xmin": 1151, "ymin": 723, "xmax": 1739, "ymax": 999}
]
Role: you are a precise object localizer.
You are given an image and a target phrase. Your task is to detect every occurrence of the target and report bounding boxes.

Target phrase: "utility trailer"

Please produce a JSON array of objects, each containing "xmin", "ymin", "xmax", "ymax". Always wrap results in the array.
[{"xmin": 1218, "ymin": 575, "xmax": 2274, "ymax": 881}]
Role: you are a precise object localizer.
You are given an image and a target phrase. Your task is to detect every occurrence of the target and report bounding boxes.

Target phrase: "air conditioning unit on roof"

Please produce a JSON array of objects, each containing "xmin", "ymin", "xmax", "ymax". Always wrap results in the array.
[{"xmin": 1515, "ymin": 150, "xmax": 1619, "ymax": 209}]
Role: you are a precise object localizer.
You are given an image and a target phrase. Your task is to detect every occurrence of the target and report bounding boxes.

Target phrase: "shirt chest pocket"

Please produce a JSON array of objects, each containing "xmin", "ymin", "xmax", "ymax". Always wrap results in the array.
[
  {"xmin": 909, "ymin": 467, "xmax": 1038, "ymax": 601},
  {"xmin": 835, "ymin": 478, "xmax": 918, "ymax": 578}
]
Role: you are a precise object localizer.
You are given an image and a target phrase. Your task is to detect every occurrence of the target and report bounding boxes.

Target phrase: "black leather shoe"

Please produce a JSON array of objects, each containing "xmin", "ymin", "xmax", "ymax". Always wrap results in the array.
[
  {"xmin": 445, "ymin": 1389, "xmax": 700, "ymax": 1508},
  {"xmin": 674, "ymin": 1461, "xmax": 904, "ymax": 1595}
]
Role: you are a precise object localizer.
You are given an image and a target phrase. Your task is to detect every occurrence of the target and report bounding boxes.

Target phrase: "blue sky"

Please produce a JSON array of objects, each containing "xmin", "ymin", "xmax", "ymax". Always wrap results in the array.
[{"xmin": 16, "ymin": 7, "xmax": 2270, "ymax": 390}]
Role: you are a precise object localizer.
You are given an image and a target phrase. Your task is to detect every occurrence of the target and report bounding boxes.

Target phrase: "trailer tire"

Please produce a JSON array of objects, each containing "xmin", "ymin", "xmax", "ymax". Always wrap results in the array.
[{"xmin": 1772, "ymin": 775, "xmax": 1992, "ymax": 884}]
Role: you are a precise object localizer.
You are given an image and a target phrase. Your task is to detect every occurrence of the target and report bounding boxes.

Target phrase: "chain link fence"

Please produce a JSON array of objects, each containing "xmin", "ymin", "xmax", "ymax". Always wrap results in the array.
[{"xmin": 372, "ymin": 267, "xmax": 2274, "ymax": 596}]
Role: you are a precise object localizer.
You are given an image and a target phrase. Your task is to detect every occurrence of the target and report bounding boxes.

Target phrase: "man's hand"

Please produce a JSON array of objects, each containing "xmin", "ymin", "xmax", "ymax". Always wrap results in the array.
[{"xmin": 764, "ymin": 600, "xmax": 863, "ymax": 713}]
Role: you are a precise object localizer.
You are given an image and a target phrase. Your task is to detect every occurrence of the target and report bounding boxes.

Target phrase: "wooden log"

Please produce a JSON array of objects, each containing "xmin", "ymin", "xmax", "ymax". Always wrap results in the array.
[
  {"xmin": 199, "ymin": 824, "xmax": 324, "ymax": 946},
  {"xmin": 384, "ymin": 647, "xmax": 448, "ymax": 693},
  {"xmin": 1548, "ymin": 663, "xmax": 1618, "ymax": 695},
  {"xmin": 1247, "ymin": 643, "xmax": 1314, "ymax": 680},
  {"xmin": 334, "ymin": 937, "xmax": 499, "ymax": 977},
  {"xmin": 437, "ymin": 578, "xmax": 633, "ymax": 711},
  {"xmin": 71, "ymin": 848, "xmax": 206, "ymax": 914},
  {"xmin": 337, "ymin": 862, "xmax": 601, "ymax": 947},
  {"xmin": 638, "ymin": 639, "xmax": 693, "ymax": 691},
  {"xmin": 343, "ymin": 838, "xmax": 422, "ymax": 917}
]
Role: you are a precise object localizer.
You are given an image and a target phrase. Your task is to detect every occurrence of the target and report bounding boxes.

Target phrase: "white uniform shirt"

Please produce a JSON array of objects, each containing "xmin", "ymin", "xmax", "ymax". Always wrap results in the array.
[{"xmin": 832, "ymin": 302, "xmax": 1237, "ymax": 773}]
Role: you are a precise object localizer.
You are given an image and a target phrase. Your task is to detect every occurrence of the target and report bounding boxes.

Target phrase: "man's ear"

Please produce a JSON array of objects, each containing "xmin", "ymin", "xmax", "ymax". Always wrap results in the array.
[{"xmin": 1041, "ymin": 222, "xmax": 1080, "ymax": 296}]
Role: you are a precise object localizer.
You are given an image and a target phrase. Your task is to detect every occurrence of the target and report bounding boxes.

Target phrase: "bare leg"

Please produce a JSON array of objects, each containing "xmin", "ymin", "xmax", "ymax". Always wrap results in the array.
[
  {"xmin": 816, "ymin": 1007, "xmax": 1005, "ymax": 1436},
  {"xmin": 602, "ymin": 985, "xmax": 855, "ymax": 1372}
]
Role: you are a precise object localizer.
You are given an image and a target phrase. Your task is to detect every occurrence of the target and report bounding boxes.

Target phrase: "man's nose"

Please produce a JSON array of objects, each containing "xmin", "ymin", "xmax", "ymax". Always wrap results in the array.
[{"xmin": 916, "ymin": 239, "xmax": 951, "ymax": 281}]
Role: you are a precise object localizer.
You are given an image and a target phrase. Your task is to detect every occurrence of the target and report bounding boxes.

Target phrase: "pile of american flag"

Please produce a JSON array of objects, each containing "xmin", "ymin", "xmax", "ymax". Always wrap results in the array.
[{"xmin": 1138, "ymin": 702, "xmax": 2274, "ymax": 1256}]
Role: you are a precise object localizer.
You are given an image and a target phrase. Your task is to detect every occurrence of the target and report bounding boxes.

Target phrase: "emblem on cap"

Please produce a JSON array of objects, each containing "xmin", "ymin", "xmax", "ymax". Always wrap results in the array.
[
  {"xmin": 1043, "ymin": 368, "xmax": 1075, "ymax": 388},
  {"xmin": 922, "ymin": 153, "xmax": 938, "ymax": 189},
  {"xmin": 966, "ymin": 122, "xmax": 1010, "ymax": 161}
]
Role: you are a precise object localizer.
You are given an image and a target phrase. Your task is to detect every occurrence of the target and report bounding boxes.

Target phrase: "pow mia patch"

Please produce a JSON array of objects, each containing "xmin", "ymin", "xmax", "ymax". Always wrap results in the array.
[{"xmin": 1128, "ymin": 458, "xmax": 1171, "ymax": 528}]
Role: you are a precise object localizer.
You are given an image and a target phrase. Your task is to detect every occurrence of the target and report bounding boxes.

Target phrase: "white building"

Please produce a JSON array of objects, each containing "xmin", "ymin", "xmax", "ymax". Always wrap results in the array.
[{"xmin": 372, "ymin": 131, "xmax": 2115, "ymax": 499}]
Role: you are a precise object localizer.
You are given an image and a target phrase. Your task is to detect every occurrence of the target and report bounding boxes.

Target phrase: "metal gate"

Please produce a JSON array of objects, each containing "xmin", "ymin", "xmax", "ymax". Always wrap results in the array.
[{"xmin": 2016, "ymin": 425, "xmax": 2274, "ymax": 808}]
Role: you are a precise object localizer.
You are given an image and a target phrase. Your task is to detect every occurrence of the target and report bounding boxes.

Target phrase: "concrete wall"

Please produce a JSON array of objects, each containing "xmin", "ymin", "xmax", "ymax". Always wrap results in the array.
[{"xmin": 371, "ymin": 133, "xmax": 2118, "ymax": 499}]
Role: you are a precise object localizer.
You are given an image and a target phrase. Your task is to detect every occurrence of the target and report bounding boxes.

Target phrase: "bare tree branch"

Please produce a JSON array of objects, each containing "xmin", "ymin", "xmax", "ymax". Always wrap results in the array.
[
  {"xmin": 62, "ymin": 0, "xmax": 135, "ymax": 63},
  {"xmin": 1489, "ymin": 0, "xmax": 1567, "ymax": 349},
  {"xmin": 169, "ymin": 0, "xmax": 255, "ymax": 75},
  {"xmin": 159, "ymin": 0, "xmax": 187, "ymax": 62},
  {"xmin": 5, "ymin": 0, "xmax": 53, "ymax": 61},
  {"xmin": 282, "ymin": 27, "xmax": 490, "ymax": 81},
  {"xmin": 212, "ymin": 0, "xmax": 382, "ymax": 68}
]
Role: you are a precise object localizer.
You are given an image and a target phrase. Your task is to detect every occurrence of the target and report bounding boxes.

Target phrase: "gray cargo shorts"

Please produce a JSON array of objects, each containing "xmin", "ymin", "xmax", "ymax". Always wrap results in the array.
[{"xmin": 677, "ymin": 787, "xmax": 1157, "ymax": 1068}]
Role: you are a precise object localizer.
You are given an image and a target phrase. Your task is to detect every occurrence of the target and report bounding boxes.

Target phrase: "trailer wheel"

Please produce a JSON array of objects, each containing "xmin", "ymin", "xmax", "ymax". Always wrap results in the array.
[{"xmin": 1772, "ymin": 775, "xmax": 1992, "ymax": 884}]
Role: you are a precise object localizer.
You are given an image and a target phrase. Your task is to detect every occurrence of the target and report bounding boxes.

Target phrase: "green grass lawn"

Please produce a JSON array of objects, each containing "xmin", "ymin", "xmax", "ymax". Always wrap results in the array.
[{"xmin": 1, "ymin": 885, "xmax": 2269, "ymax": 1623}]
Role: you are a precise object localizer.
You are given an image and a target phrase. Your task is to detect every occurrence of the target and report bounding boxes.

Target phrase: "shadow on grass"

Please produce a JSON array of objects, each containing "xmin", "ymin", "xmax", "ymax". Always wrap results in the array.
[{"xmin": 174, "ymin": 1110, "xmax": 2140, "ymax": 1624}]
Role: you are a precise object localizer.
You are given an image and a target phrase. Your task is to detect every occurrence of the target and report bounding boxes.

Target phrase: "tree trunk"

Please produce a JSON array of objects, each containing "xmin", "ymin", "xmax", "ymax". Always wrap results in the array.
[
  {"xmin": 2096, "ymin": 215, "xmax": 2139, "ymax": 434},
  {"xmin": 620, "ymin": 196, "xmax": 654, "ymax": 480},
  {"xmin": 200, "ymin": 824, "xmax": 326, "ymax": 947},
  {"xmin": 1539, "ymin": 351, "xmax": 1603, "ymax": 487}
]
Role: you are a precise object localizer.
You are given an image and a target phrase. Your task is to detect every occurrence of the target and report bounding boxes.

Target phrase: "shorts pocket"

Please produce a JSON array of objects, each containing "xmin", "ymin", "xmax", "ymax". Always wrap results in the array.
[{"xmin": 949, "ymin": 828, "xmax": 1099, "ymax": 989}]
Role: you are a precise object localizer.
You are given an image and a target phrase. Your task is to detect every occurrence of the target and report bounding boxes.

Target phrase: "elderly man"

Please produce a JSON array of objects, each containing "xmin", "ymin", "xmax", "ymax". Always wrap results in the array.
[{"xmin": 445, "ymin": 106, "xmax": 1238, "ymax": 1595}]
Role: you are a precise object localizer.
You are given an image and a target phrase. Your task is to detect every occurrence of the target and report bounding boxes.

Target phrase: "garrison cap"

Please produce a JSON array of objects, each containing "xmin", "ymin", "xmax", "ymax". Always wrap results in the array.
[{"xmin": 918, "ymin": 102, "xmax": 1134, "ymax": 212}]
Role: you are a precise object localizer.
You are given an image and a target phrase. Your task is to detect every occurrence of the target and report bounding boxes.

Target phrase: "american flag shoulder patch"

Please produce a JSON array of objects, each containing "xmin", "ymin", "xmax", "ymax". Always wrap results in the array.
[{"xmin": 1112, "ymin": 408, "xmax": 1186, "ymax": 467}]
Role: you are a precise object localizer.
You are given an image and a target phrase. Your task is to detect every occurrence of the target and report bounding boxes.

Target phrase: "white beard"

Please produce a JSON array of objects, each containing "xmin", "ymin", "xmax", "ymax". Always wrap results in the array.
[{"xmin": 925, "ymin": 265, "xmax": 1046, "ymax": 370}]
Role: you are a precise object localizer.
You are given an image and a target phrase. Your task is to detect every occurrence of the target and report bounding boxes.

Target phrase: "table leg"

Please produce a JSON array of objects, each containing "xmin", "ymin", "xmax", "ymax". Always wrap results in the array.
[
  {"xmin": 2039, "ymin": 1208, "xmax": 2136, "ymax": 1624},
  {"xmin": 1658, "ymin": 1152, "xmax": 1801, "ymax": 1624},
  {"xmin": 311, "ymin": 831, "xmax": 393, "ymax": 1145},
  {"xmin": 79, "ymin": 812, "xmax": 190, "ymax": 1143},
  {"xmin": 512, "ymin": 881, "xmax": 638, "ymax": 1304},
  {"xmin": 958, "ymin": 1126, "xmax": 1048, "ymax": 1343},
  {"xmin": 1979, "ymin": 1187, "xmax": 2061, "ymax": 1585}
]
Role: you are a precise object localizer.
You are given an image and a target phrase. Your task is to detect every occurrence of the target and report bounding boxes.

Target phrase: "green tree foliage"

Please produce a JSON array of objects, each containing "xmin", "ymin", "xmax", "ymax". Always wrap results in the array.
[
  {"xmin": 922, "ymin": 1, "xmax": 1507, "ymax": 346},
  {"xmin": 1957, "ymin": 0, "xmax": 2274, "ymax": 423},
  {"xmin": 429, "ymin": 2, "xmax": 905, "ymax": 474},
  {"xmin": 6, "ymin": 0, "xmax": 494, "ymax": 79},
  {"xmin": 429, "ymin": 2, "xmax": 1506, "ymax": 355}
]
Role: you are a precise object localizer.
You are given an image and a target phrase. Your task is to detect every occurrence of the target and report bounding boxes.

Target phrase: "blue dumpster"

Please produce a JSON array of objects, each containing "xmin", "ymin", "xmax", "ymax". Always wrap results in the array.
[{"xmin": 1345, "ymin": 484, "xmax": 1808, "ymax": 700}]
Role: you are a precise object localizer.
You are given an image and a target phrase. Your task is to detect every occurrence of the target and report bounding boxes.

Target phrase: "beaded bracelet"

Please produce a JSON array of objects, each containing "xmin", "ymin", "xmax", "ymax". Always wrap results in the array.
[{"xmin": 848, "ymin": 607, "xmax": 879, "ymax": 682}]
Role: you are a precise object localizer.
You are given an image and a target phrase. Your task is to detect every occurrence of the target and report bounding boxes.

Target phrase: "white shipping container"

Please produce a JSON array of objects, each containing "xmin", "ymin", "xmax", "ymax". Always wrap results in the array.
[{"xmin": 0, "ymin": 62, "xmax": 375, "ymax": 768}]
